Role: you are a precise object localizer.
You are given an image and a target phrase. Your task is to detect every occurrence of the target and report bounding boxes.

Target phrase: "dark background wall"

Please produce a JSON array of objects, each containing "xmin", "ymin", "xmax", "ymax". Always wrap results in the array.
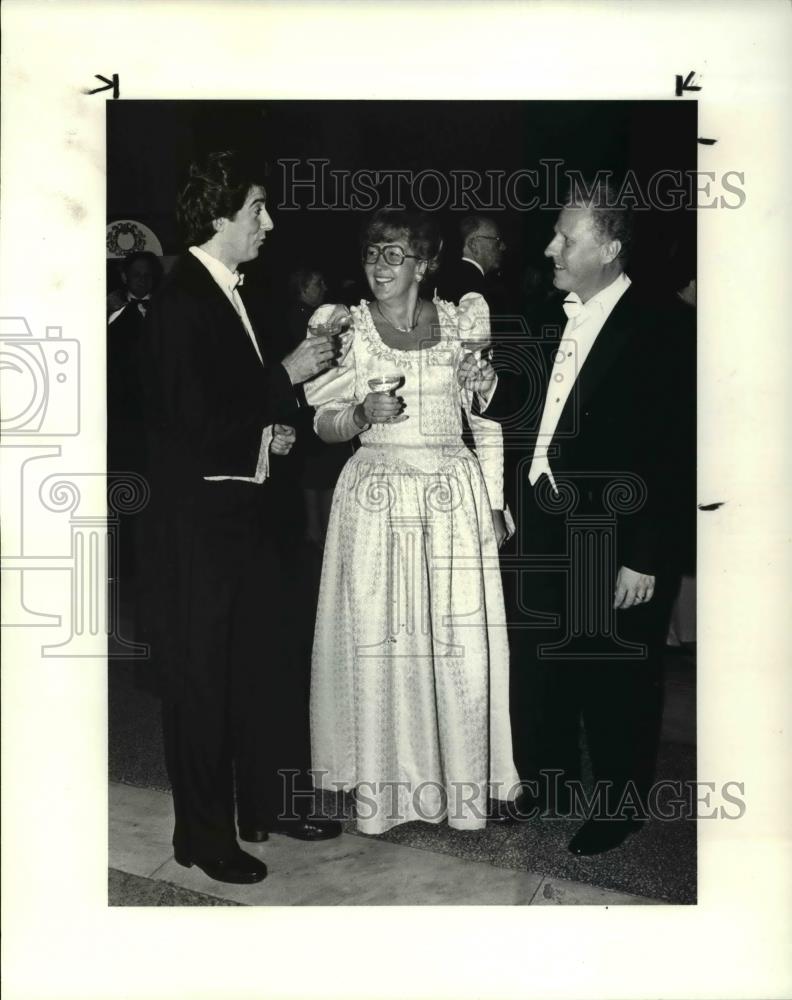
[{"xmin": 107, "ymin": 100, "xmax": 696, "ymax": 301}]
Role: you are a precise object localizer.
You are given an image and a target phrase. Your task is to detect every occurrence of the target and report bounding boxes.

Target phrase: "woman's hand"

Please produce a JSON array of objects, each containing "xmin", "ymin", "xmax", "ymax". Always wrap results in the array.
[
  {"xmin": 355, "ymin": 392, "xmax": 404, "ymax": 426},
  {"xmin": 492, "ymin": 509, "xmax": 507, "ymax": 548},
  {"xmin": 458, "ymin": 352, "xmax": 496, "ymax": 395}
]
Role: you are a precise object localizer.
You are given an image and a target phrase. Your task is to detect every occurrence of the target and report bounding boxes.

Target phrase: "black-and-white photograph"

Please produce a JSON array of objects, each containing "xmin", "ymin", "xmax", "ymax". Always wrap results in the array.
[
  {"xmin": 107, "ymin": 99, "xmax": 700, "ymax": 906},
  {"xmin": 2, "ymin": 3, "xmax": 790, "ymax": 999}
]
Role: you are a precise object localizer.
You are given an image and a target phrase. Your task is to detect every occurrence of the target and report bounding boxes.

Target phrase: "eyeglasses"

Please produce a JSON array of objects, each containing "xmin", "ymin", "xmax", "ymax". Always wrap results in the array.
[
  {"xmin": 363, "ymin": 244, "xmax": 420, "ymax": 266},
  {"xmin": 474, "ymin": 235, "xmax": 506, "ymax": 249}
]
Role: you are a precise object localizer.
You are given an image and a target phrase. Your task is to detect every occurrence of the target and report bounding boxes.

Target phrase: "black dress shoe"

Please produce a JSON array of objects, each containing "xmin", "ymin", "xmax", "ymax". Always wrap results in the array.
[
  {"xmin": 269, "ymin": 818, "xmax": 343, "ymax": 841},
  {"xmin": 568, "ymin": 818, "xmax": 643, "ymax": 856},
  {"xmin": 174, "ymin": 847, "xmax": 268, "ymax": 883},
  {"xmin": 237, "ymin": 827, "xmax": 270, "ymax": 843}
]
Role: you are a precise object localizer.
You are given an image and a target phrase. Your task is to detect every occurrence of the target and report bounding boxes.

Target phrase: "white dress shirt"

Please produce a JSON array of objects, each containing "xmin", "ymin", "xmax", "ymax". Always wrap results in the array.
[
  {"xmin": 189, "ymin": 245, "xmax": 274, "ymax": 483},
  {"xmin": 529, "ymin": 271, "xmax": 631, "ymax": 488}
]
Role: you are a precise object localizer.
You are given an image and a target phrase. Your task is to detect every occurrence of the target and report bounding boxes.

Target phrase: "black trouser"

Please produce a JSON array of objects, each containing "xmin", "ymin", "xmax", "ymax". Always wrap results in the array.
[
  {"xmin": 505, "ymin": 481, "xmax": 675, "ymax": 817},
  {"xmin": 157, "ymin": 483, "xmax": 311, "ymax": 861},
  {"xmin": 509, "ymin": 622, "xmax": 666, "ymax": 816}
]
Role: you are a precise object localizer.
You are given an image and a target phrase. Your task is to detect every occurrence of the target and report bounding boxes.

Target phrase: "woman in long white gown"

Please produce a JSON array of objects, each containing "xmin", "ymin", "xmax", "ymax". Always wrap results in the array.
[{"xmin": 305, "ymin": 210, "xmax": 519, "ymax": 835}]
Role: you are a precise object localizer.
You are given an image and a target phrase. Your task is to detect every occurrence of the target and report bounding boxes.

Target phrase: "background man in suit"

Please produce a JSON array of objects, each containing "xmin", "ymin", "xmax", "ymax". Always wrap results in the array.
[
  {"xmin": 498, "ymin": 178, "xmax": 687, "ymax": 855},
  {"xmin": 435, "ymin": 214, "xmax": 507, "ymax": 311},
  {"xmin": 107, "ymin": 250, "xmax": 162, "ymax": 321},
  {"xmin": 139, "ymin": 150, "xmax": 342, "ymax": 884},
  {"xmin": 108, "ymin": 253, "xmax": 163, "ymax": 460},
  {"xmin": 434, "ymin": 215, "xmax": 511, "ymax": 493},
  {"xmin": 108, "ymin": 252, "xmax": 164, "ymax": 603}
]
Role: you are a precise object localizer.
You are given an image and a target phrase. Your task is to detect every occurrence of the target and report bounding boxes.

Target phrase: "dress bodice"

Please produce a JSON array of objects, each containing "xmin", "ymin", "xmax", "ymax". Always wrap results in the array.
[
  {"xmin": 304, "ymin": 292, "xmax": 505, "ymax": 506},
  {"xmin": 350, "ymin": 300, "xmax": 466, "ymax": 450}
]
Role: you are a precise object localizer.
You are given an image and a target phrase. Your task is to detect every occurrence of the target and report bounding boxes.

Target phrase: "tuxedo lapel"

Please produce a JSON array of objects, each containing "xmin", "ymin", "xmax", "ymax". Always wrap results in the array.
[
  {"xmin": 182, "ymin": 254, "xmax": 264, "ymax": 367},
  {"xmin": 533, "ymin": 286, "xmax": 637, "ymax": 439},
  {"xmin": 237, "ymin": 284, "xmax": 272, "ymax": 365}
]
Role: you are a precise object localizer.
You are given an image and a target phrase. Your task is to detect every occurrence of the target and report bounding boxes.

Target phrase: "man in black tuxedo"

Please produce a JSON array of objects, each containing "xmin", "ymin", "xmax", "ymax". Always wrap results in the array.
[
  {"xmin": 108, "ymin": 252, "xmax": 163, "ymax": 464},
  {"xmin": 108, "ymin": 253, "xmax": 164, "ymax": 599},
  {"xmin": 138, "ymin": 151, "xmax": 342, "ymax": 884},
  {"xmin": 107, "ymin": 250, "xmax": 162, "ymax": 320},
  {"xmin": 435, "ymin": 214, "xmax": 507, "ymax": 312},
  {"xmin": 497, "ymin": 179, "xmax": 687, "ymax": 855}
]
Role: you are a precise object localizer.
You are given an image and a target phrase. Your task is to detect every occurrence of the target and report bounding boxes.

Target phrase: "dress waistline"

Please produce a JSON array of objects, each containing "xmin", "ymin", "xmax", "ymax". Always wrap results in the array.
[{"xmin": 358, "ymin": 439, "xmax": 466, "ymax": 452}]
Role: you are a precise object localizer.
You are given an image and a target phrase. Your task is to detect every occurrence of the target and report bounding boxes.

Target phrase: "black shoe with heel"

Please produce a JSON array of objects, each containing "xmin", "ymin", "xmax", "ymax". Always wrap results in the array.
[{"xmin": 174, "ymin": 846, "xmax": 268, "ymax": 883}]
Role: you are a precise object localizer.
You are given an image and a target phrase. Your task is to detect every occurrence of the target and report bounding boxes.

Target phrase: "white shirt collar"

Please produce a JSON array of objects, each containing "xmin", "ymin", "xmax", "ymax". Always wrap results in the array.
[
  {"xmin": 189, "ymin": 245, "xmax": 243, "ymax": 293},
  {"xmin": 564, "ymin": 271, "xmax": 631, "ymax": 319},
  {"xmin": 461, "ymin": 256, "xmax": 485, "ymax": 278}
]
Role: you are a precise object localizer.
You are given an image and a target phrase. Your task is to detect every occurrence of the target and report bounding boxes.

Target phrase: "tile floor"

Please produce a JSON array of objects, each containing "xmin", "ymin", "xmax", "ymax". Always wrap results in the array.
[{"xmin": 109, "ymin": 783, "xmax": 666, "ymax": 907}]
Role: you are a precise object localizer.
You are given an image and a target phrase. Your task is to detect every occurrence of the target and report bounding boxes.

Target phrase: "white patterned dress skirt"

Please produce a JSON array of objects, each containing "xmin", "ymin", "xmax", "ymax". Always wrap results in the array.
[{"xmin": 310, "ymin": 440, "xmax": 519, "ymax": 834}]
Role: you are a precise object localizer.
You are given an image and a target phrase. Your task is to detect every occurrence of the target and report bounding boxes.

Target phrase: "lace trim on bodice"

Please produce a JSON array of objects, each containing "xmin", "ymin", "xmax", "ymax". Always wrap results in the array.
[{"xmin": 351, "ymin": 297, "xmax": 462, "ymax": 366}]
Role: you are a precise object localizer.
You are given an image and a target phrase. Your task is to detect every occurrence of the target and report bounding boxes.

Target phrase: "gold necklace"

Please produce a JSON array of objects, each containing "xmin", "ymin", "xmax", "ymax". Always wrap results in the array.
[{"xmin": 375, "ymin": 299, "xmax": 423, "ymax": 334}]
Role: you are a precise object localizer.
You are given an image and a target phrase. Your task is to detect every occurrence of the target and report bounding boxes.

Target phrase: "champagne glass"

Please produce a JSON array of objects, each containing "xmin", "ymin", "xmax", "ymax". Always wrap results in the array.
[
  {"xmin": 308, "ymin": 306, "xmax": 352, "ymax": 363},
  {"xmin": 457, "ymin": 310, "xmax": 492, "ymax": 394},
  {"xmin": 367, "ymin": 372, "xmax": 408, "ymax": 423},
  {"xmin": 309, "ymin": 320, "xmax": 340, "ymax": 356}
]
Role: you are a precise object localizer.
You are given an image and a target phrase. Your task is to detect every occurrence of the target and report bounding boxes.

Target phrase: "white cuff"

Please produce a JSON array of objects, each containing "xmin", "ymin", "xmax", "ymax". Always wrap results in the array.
[{"xmin": 203, "ymin": 425, "xmax": 273, "ymax": 483}]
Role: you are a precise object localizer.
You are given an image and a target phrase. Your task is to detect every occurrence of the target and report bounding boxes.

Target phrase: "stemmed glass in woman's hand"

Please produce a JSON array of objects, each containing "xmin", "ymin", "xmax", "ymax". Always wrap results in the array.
[
  {"xmin": 367, "ymin": 373, "xmax": 408, "ymax": 423},
  {"xmin": 457, "ymin": 352, "xmax": 496, "ymax": 394},
  {"xmin": 457, "ymin": 307, "xmax": 494, "ymax": 393}
]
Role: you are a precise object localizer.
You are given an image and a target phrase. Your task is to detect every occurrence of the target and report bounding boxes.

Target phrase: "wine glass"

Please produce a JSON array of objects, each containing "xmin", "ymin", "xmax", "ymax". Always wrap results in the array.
[{"xmin": 367, "ymin": 373, "xmax": 408, "ymax": 423}]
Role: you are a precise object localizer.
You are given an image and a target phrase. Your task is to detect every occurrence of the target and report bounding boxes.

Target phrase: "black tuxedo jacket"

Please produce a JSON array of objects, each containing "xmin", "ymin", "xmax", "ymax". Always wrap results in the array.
[
  {"xmin": 134, "ymin": 253, "xmax": 301, "ymax": 673},
  {"xmin": 140, "ymin": 252, "xmax": 298, "ymax": 508},
  {"xmin": 435, "ymin": 258, "xmax": 487, "ymax": 304},
  {"xmin": 108, "ymin": 302, "xmax": 147, "ymax": 431},
  {"xmin": 434, "ymin": 257, "xmax": 514, "ymax": 328},
  {"xmin": 494, "ymin": 283, "xmax": 691, "ymax": 578}
]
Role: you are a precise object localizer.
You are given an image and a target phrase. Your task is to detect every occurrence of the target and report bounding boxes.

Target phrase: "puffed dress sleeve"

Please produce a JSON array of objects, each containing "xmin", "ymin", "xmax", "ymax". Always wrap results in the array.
[
  {"xmin": 303, "ymin": 304, "xmax": 368, "ymax": 443},
  {"xmin": 446, "ymin": 293, "xmax": 506, "ymax": 516}
]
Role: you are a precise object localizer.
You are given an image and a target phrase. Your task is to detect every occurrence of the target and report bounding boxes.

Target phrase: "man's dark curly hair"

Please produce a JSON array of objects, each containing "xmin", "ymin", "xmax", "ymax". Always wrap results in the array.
[
  {"xmin": 361, "ymin": 208, "xmax": 442, "ymax": 263},
  {"xmin": 565, "ymin": 176, "xmax": 633, "ymax": 262},
  {"xmin": 177, "ymin": 150, "xmax": 266, "ymax": 247}
]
